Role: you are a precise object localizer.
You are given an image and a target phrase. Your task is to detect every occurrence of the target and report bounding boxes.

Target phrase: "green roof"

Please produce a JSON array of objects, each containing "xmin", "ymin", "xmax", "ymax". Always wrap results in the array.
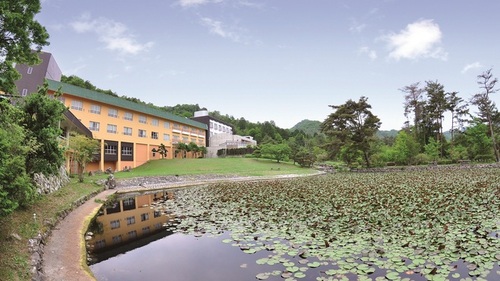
[{"xmin": 47, "ymin": 80, "xmax": 207, "ymax": 130}]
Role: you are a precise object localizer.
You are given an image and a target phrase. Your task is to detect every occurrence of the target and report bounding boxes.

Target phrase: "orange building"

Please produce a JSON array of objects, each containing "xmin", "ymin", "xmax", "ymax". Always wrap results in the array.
[
  {"xmin": 15, "ymin": 52, "xmax": 207, "ymax": 173},
  {"xmin": 47, "ymin": 80, "xmax": 207, "ymax": 172},
  {"xmin": 86, "ymin": 191, "xmax": 176, "ymax": 259}
]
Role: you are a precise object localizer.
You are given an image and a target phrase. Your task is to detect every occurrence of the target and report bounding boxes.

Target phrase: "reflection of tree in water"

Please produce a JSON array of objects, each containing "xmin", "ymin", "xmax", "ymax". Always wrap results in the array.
[{"xmin": 87, "ymin": 214, "xmax": 104, "ymax": 234}]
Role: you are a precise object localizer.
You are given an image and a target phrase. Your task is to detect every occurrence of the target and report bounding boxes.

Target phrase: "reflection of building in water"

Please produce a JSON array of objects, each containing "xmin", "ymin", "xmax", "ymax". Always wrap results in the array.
[{"xmin": 86, "ymin": 190, "xmax": 175, "ymax": 261}]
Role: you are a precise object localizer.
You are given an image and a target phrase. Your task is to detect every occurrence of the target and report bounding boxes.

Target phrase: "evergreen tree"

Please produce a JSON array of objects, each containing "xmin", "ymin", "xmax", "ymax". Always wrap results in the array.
[{"xmin": 321, "ymin": 96, "xmax": 381, "ymax": 167}]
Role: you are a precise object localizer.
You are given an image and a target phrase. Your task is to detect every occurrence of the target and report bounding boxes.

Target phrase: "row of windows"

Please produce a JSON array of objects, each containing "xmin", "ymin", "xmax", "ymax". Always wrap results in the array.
[
  {"xmin": 89, "ymin": 122, "xmax": 203, "ymax": 143},
  {"xmin": 210, "ymin": 121, "xmax": 232, "ymax": 133},
  {"xmin": 71, "ymin": 101, "xmax": 205, "ymax": 134},
  {"xmin": 110, "ymin": 212, "xmax": 152, "ymax": 230}
]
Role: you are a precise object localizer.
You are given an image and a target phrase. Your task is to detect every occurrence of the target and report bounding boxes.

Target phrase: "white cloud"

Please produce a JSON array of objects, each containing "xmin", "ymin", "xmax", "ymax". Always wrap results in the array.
[
  {"xmin": 71, "ymin": 14, "xmax": 153, "ymax": 55},
  {"xmin": 350, "ymin": 22, "xmax": 367, "ymax": 33},
  {"xmin": 384, "ymin": 19, "xmax": 447, "ymax": 61},
  {"xmin": 201, "ymin": 17, "xmax": 243, "ymax": 43},
  {"xmin": 178, "ymin": 0, "xmax": 223, "ymax": 7},
  {"xmin": 461, "ymin": 62, "xmax": 482, "ymax": 74},
  {"xmin": 359, "ymin": 46, "xmax": 377, "ymax": 60}
]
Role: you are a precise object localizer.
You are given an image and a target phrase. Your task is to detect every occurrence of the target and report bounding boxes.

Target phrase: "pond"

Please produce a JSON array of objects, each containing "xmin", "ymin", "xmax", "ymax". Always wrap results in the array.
[{"xmin": 86, "ymin": 170, "xmax": 500, "ymax": 281}]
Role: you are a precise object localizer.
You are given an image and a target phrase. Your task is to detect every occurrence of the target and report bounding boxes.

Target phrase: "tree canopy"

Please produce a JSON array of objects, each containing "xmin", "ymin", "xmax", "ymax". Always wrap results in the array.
[
  {"xmin": 0, "ymin": 0, "xmax": 49, "ymax": 94},
  {"xmin": 321, "ymin": 96, "xmax": 381, "ymax": 167}
]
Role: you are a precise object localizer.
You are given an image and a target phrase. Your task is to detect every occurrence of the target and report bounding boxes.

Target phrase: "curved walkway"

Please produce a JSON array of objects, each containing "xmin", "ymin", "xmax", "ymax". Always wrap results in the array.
[
  {"xmin": 43, "ymin": 189, "xmax": 115, "ymax": 281},
  {"xmin": 41, "ymin": 173, "xmax": 322, "ymax": 281}
]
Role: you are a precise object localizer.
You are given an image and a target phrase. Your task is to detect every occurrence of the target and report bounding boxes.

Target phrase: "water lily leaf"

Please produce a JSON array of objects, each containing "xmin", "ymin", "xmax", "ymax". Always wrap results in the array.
[
  {"xmin": 385, "ymin": 271, "xmax": 400, "ymax": 280},
  {"xmin": 307, "ymin": 261, "xmax": 321, "ymax": 268},
  {"xmin": 294, "ymin": 272, "xmax": 306, "ymax": 279},
  {"xmin": 256, "ymin": 273, "xmax": 269, "ymax": 280}
]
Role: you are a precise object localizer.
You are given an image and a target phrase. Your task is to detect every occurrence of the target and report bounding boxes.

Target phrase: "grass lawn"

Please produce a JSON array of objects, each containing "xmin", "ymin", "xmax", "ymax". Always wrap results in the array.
[
  {"xmin": 115, "ymin": 157, "xmax": 316, "ymax": 178},
  {"xmin": 0, "ymin": 157, "xmax": 314, "ymax": 281}
]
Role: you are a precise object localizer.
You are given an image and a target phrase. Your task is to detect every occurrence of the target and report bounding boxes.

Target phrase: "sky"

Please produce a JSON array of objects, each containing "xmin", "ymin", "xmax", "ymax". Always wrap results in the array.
[{"xmin": 36, "ymin": 0, "xmax": 500, "ymax": 130}]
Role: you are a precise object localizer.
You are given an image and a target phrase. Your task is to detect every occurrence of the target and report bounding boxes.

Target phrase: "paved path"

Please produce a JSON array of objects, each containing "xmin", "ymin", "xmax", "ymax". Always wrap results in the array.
[
  {"xmin": 41, "ymin": 173, "xmax": 323, "ymax": 281},
  {"xmin": 43, "ymin": 190, "xmax": 115, "ymax": 281}
]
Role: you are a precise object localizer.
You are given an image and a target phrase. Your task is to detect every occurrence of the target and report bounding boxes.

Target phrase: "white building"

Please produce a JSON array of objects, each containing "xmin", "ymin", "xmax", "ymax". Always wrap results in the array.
[{"xmin": 191, "ymin": 110, "xmax": 257, "ymax": 158}]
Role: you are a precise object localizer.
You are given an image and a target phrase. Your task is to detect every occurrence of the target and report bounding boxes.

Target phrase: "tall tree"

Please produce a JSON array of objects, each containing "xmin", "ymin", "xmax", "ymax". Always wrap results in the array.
[
  {"xmin": 425, "ymin": 81, "xmax": 448, "ymax": 157},
  {"xmin": 321, "ymin": 96, "xmax": 381, "ymax": 167},
  {"xmin": 21, "ymin": 82, "xmax": 66, "ymax": 175},
  {"xmin": 400, "ymin": 82, "xmax": 425, "ymax": 134},
  {"xmin": 471, "ymin": 69, "xmax": 499, "ymax": 162},
  {"xmin": 0, "ymin": 0, "xmax": 49, "ymax": 94},
  {"xmin": 446, "ymin": 91, "xmax": 469, "ymax": 143}
]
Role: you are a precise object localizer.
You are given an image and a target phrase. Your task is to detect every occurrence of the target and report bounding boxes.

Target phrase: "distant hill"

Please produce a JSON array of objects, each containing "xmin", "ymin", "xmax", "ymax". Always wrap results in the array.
[
  {"xmin": 290, "ymin": 119, "xmax": 322, "ymax": 135},
  {"xmin": 291, "ymin": 119, "xmax": 402, "ymax": 138},
  {"xmin": 376, "ymin": 129, "xmax": 399, "ymax": 138}
]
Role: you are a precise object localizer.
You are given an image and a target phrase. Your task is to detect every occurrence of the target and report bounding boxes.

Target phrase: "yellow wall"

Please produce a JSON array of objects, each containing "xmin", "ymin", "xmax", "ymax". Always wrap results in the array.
[{"xmin": 54, "ymin": 91, "xmax": 206, "ymax": 171}]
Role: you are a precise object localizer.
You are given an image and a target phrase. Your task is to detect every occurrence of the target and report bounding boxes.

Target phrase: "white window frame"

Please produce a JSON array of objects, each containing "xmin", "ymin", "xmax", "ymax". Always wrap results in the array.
[
  {"xmin": 90, "ymin": 104, "xmax": 101, "ymax": 114},
  {"xmin": 71, "ymin": 100, "xmax": 83, "ymax": 111},
  {"xmin": 108, "ymin": 108, "xmax": 118, "ymax": 118},
  {"xmin": 107, "ymin": 124, "xmax": 117, "ymax": 134},
  {"xmin": 123, "ymin": 127, "xmax": 132, "ymax": 136},
  {"xmin": 124, "ymin": 112, "xmax": 133, "ymax": 121},
  {"xmin": 138, "ymin": 129, "xmax": 147, "ymax": 138},
  {"xmin": 89, "ymin": 121, "xmax": 100, "ymax": 131}
]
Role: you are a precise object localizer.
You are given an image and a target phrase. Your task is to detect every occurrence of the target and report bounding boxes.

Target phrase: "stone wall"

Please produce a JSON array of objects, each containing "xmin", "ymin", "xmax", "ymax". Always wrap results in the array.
[{"xmin": 33, "ymin": 166, "xmax": 70, "ymax": 195}]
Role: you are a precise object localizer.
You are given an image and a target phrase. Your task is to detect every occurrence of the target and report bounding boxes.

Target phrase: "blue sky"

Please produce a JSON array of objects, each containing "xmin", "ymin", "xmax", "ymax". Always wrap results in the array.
[{"xmin": 37, "ymin": 0, "xmax": 500, "ymax": 130}]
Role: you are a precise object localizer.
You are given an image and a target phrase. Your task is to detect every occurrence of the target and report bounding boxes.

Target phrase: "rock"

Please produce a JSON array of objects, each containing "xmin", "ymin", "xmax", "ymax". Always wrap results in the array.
[{"xmin": 10, "ymin": 233, "xmax": 22, "ymax": 241}]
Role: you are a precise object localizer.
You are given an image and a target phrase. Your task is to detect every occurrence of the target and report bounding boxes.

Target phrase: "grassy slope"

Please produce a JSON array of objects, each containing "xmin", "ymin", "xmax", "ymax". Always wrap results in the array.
[
  {"xmin": 0, "ymin": 158, "xmax": 313, "ymax": 281},
  {"xmin": 116, "ymin": 158, "xmax": 314, "ymax": 178}
]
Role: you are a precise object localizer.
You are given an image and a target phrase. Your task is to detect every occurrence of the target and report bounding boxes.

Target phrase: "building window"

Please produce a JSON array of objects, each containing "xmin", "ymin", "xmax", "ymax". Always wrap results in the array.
[
  {"xmin": 123, "ymin": 198, "xmax": 135, "ymax": 209},
  {"xmin": 108, "ymin": 108, "xmax": 118, "ymax": 118},
  {"xmin": 89, "ymin": 121, "xmax": 100, "ymax": 131},
  {"xmin": 141, "ymin": 213, "xmax": 149, "ymax": 221},
  {"xmin": 122, "ymin": 146, "xmax": 133, "ymax": 156},
  {"xmin": 90, "ymin": 104, "xmax": 101, "ymax": 114},
  {"xmin": 154, "ymin": 210, "xmax": 162, "ymax": 218},
  {"xmin": 124, "ymin": 112, "xmax": 133, "ymax": 121},
  {"xmin": 95, "ymin": 240, "xmax": 106, "ymax": 249},
  {"xmin": 142, "ymin": 227, "xmax": 150, "ymax": 234},
  {"xmin": 123, "ymin": 127, "xmax": 132, "ymax": 136},
  {"xmin": 27, "ymin": 67, "xmax": 33, "ymax": 74},
  {"xmin": 151, "ymin": 119, "xmax": 159, "ymax": 126},
  {"xmin": 182, "ymin": 126, "xmax": 189, "ymax": 131},
  {"xmin": 173, "ymin": 135, "xmax": 180, "ymax": 142},
  {"xmin": 126, "ymin": 216, "xmax": 135, "ymax": 225},
  {"xmin": 139, "ymin": 115, "xmax": 147, "ymax": 124},
  {"xmin": 151, "ymin": 131, "xmax": 158, "ymax": 139},
  {"xmin": 21, "ymin": 89, "xmax": 28, "ymax": 97},
  {"xmin": 107, "ymin": 124, "xmax": 117, "ymax": 134},
  {"xmin": 105, "ymin": 145, "xmax": 117, "ymax": 155},
  {"xmin": 163, "ymin": 134, "xmax": 170, "ymax": 141},
  {"xmin": 128, "ymin": 231, "xmax": 137, "ymax": 239},
  {"xmin": 138, "ymin": 129, "xmax": 147, "ymax": 138},
  {"xmin": 173, "ymin": 123, "xmax": 180, "ymax": 129},
  {"xmin": 110, "ymin": 220, "xmax": 120, "ymax": 229},
  {"xmin": 71, "ymin": 100, "xmax": 83, "ymax": 111},
  {"xmin": 112, "ymin": 235, "xmax": 122, "ymax": 244},
  {"xmin": 164, "ymin": 122, "xmax": 170, "ymax": 129},
  {"xmin": 182, "ymin": 137, "xmax": 189, "ymax": 143}
]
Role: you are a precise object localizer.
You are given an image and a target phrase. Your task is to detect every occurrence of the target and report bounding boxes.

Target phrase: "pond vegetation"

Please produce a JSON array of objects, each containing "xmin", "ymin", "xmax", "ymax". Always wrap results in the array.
[{"xmin": 159, "ymin": 168, "xmax": 499, "ymax": 281}]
